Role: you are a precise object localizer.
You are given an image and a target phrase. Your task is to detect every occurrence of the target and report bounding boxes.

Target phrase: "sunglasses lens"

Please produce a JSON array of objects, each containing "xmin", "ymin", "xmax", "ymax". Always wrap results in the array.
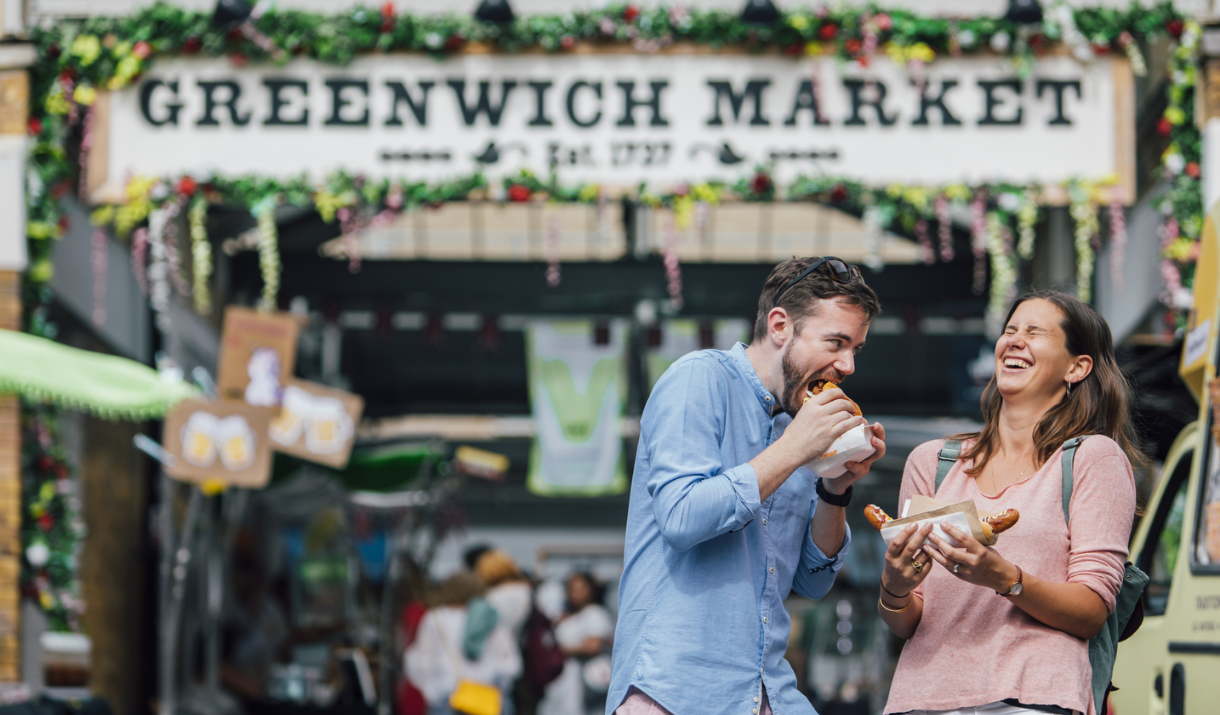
[{"xmin": 827, "ymin": 260, "xmax": 850, "ymax": 282}]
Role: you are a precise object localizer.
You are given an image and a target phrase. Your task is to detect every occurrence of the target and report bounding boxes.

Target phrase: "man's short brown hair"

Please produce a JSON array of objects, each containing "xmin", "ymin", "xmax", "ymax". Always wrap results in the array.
[{"xmin": 752, "ymin": 257, "xmax": 881, "ymax": 342}]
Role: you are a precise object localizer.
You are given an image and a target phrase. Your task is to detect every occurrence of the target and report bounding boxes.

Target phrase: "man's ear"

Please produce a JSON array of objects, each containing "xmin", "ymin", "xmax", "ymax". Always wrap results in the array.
[{"xmin": 767, "ymin": 307, "xmax": 790, "ymax": 347}]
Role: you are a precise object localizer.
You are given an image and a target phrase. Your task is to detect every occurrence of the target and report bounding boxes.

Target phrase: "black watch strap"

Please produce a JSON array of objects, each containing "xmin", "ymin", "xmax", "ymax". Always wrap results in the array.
[{"xmin": 816, "ymin": 478, "xmax": 852, "ymax": 507}]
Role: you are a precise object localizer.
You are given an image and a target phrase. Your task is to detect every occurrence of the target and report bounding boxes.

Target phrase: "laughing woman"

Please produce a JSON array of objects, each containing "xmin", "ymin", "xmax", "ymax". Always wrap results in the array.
[{"xmin": 878, "ymin": 291, "xmax": 1142, "ymax": 715}]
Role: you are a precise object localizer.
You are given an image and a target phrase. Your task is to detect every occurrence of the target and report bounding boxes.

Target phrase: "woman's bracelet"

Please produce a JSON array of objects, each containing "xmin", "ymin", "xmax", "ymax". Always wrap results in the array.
[
  {"xmin": 878, "ymin": 596, "xmax": 911, "ymax": 614},
  {"xmin": 881, "ymin": 582, "xmax": 911, "ymax": 601}
]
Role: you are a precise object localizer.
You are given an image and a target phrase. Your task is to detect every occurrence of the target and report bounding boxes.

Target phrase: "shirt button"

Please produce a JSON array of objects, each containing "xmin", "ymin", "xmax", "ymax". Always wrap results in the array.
[
  {"xmin": 763, "ymin": 616, "xmax": 768, "ymax": 623},
  {"xmin": 769, "ymin": 567, "xmax": 774, "ymax": 574},
  {"xmin": 764, "ymin": 396, "xmax": 771, "ymax": 401},
  {"xmin": 754, "ymin": 698, "xmax": 759, "ymax": 703},
  {"xmin": 753, "ymin": 709, "xmax": 759, "ymax": 714}
]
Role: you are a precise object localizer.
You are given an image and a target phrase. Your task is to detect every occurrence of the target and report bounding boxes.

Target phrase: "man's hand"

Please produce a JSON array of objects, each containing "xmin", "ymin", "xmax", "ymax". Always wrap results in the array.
[
  {"xmin": 750, "ymin": 387, "xmax": 865, "ymax": 503},
  {"xmin": 783, "ymin": 386, "xmax": 866, "ymax": 465},
  {"xmin": 821, "ymin": 421, "xmax": 886, "ymax": 495}
]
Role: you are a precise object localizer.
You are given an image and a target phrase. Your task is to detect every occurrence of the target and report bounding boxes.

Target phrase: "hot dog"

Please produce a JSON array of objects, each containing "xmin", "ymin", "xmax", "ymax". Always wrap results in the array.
[
  {"xmin": 863, "ymin": 504, "xmax": 1020, "ymax": 545},
  {"xmin": 804, "ymin": 379, "xmax": 862, "ymax": 416}
]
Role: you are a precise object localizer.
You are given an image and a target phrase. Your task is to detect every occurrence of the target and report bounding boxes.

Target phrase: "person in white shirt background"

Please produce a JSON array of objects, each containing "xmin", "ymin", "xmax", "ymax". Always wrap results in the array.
[{"xmin": 539, "ymin": 572, "xmax": 615, "ymax": 715}]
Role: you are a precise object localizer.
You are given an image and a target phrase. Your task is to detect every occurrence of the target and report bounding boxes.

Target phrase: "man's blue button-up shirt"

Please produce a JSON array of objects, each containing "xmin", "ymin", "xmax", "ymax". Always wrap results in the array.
[{"xmin": 607, "ymin": 343, "xmax": 850, "ymax": 715}]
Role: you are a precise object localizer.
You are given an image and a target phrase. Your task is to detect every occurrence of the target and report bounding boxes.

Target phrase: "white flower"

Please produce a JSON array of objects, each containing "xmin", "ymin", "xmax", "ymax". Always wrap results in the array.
[
  {"xmin": 998, "ymin": 193, "xmax": 1021, "ymax": 211},
  {"xmin": 425, "ymin": 32, "xmax": 442, "ymax": 49},
  {"xmin": 26, "ymin": 543, "xmax": 49, "ymax": 568},
  {"xmin": 149, "ymin": 181, "xmax": 169, "ymax": 201},
  {"xmin": 1173, "ymin": 288, "xmax": 1194, "ymax": 310},
  {"xmin": 990, "ymin": 31, "xmax": 1010, "ymax": 53},
  {"xmin": 1165, "ymin": 153, "xmax": 1186, "ymax": 175},
  {"xmin": 958, "ymin": 29, "xmax": 975, "ymax": 48}
]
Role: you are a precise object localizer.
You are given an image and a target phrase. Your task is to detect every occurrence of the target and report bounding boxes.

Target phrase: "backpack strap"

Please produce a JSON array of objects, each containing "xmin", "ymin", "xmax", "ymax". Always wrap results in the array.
[
  {"xmin": 935, "ymin": 440, "xmax": 963, "ymax": 496},
  {"xmin": 1060, "ymin": 436, "xmax": 1089, "ymax": 526}
]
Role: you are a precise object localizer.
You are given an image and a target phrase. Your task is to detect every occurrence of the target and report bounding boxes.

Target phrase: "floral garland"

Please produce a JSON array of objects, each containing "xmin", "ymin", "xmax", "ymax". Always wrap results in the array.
[{"xmin": 20, "ymin": 401, "xmax": 86, "ymax": 634}]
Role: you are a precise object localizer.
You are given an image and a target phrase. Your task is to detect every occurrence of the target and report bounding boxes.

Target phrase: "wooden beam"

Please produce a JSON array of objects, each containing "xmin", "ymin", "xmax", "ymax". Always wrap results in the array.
[{"xmin": 0, "ymin": 271, "xmax": 20, "ymax": 682}]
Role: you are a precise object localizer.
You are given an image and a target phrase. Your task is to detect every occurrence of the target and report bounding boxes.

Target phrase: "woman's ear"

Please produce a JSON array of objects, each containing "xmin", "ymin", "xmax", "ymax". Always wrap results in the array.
[{"xmin": 1067, "ymin": 354, "xmax": 1093, "ymax": 385}]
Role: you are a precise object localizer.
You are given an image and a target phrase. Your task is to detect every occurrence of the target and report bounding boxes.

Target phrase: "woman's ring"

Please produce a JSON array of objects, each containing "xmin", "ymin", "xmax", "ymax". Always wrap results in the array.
[
  {"xmin": 952, "ymin": 562, "xmax": 961, "ymax": 575},
  {"xmin": 912, "ymin": 557, "xmax": 923, "ymax": 574}
]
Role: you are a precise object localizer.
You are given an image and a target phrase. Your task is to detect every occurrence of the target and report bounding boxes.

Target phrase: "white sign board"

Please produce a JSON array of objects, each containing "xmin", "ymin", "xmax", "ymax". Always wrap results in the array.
[{"xmin": 99, "ymin": 53, "xmax": 1132, "ymax": 196}]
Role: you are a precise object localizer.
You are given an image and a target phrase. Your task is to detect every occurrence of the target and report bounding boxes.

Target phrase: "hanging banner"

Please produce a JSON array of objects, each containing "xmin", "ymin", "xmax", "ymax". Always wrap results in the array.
[
  {"xmin": 268, "ymin": 378, "xmax": 364, "ymax": 469},
  {"xmin": 526, "ymin": 320, "xmax": 628, "ymax": 497},
  {"xmin": 94, "ymin": 53, "xmax": 1134, "ymax": 199},
  {"xmin": 645, "ymin": 319, "xmax": 752, "ymax": 390},
  {"xmin": 163, "ymin": 398, "xmax": 274, "ymax": 488},
  {"xmin": 216, "ymin": 306, "xmax": 301, "ymax": 407}
]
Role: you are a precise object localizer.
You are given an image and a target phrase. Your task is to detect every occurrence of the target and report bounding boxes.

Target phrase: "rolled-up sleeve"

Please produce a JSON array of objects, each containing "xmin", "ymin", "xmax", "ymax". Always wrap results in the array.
[
  {"xmin": 793, "ymin": 497, "xmax": 851, "ymax": 599},
  {"xmin": 644, "ymin": 358, "xmax": 762, "ymax": 551}
]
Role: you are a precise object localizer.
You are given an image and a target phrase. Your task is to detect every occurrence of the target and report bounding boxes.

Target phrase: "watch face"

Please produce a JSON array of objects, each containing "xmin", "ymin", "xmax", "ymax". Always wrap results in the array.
[{"xmin": 1010, "ymin": 582, "xmax": 1024, "ymax": 596}]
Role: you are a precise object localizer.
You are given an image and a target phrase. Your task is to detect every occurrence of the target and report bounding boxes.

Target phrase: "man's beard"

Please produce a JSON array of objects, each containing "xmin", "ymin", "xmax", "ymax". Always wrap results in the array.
[{"xmin": 777, "ymin": 341, "xmax": 842, "ymax": 418}]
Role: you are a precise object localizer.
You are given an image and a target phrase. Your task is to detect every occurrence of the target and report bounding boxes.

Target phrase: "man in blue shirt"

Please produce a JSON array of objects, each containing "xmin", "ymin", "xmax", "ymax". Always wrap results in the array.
[{"xmin": 607, "ymin": 257, "xmax": 885, "ymax": 715}]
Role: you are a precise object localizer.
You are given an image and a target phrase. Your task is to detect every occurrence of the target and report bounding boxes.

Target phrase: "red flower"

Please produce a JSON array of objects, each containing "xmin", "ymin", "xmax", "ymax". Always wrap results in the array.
[
  {"xmin": 54, "ymin": 464, "xmax": 67, "ymax": 479},
  {"xmin": 132, "ymin": 40, "xmax": 152, "ymax": 59},
  {"xmin": 443, "ymin": 34, "xmax": 466, "ymax": 52},
  {"xmin": 623, "ymin": 5, "xmax": 640, "ymax": 23},
  {"xmin": 183, "ymin": 36, "xmax": 203, "ymax": 54},
  {"xmin": 874, "ymin": 13, "xmax": 892, "ymax": 31},
  {"xmin": 750, "ymin": 172, "xmax": 772, "ymax": 196},
  {"xmin": 36, "ymin": 455, "xmax": 54, "ymax": 472},
  {"xmin": 1090, "ymin": 43, "xmax": 1109, "ymax": 56},
  {"xmin": 381, "ymin": 1, "xmax": 395, "ymax": 19},
  {"xmin": 229, "ymin": 53, "xmax": 248, "ymax": 67},
  {"xmin": 27, "ymin": 117, "xmax": 42, "ymax": 136},
  {"xmin": 46, "ymin": 44, "xmax": 61, "ymax": 60},
  {"xmin": 844, "ymin": 38, "xmax": 862, "ymax": 55},
  {"xmin": 38, "ymin": 514, "xmax": 53, "ymax": 532},
  {"xmin": 784, "ymin": 42, "xmax": 803, "ymax": 57},
  {"xmin": 830, "ymin": 184, "xmax": 848, "ymax": 203},
  {"xmin": 1186, "ymin": 162, "xmax": 1201, "ymax": 178},
  {"xmin": 50, "ymin": 180, "xmax": 72, "ymax": 200},
  {"xmin": 57, "ymin": 215, "xmax": 70, "ymax": 233},
  {"xmin": 561, "ymin": 35, "xmax": 576, "ymax": 50},
  {"xmin": 1157, "ymin": 117, "xmax": 1173, "ymax": 137},
  {"xmin": 507, "ymin": 184, "xmax": 532, "ymax": 202},
  {"xmin": 1167, "ymin": 19, "xmax": 1185, "ymax": 40},
  {"xmin": 1028, "ymin": 33, "xmax": 1045, "ymax": 52},
  {"xmin": 59, "ymin": 67, "xmax": 76, "ymax": 82},
  {"xmin": 177, "ymin": 176, "xmax": 197, "ymax": 197},
  {"xmin": 226, "ymin": 28, "xmax": 243, "ymax": 42},
  {"xmin": 818, "ymin": 23, "xmax": 838, "ymax": 40}
]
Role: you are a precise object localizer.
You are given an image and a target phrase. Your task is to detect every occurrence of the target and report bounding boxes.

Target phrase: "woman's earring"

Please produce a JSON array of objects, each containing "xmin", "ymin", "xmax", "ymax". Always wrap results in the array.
[{"xmin": 1066, "ymin": 380, "xmax": 1072, "ymax": 396}]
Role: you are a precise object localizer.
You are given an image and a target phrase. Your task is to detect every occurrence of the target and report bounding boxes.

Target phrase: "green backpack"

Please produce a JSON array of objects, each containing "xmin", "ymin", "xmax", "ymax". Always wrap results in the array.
[{"xmin": 935, "ymin": 436, "xmax": 1148, "ymax": 715}]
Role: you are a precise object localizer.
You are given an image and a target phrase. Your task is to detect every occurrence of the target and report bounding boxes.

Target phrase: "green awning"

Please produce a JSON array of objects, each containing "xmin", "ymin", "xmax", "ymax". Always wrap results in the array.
[
  {"xmin": 0, "ymin": 329, "xmax": 199, "ymax": 419},
  {"xmin": 270, "ymin": 442, "xmax": 444, "ymax": 492}
]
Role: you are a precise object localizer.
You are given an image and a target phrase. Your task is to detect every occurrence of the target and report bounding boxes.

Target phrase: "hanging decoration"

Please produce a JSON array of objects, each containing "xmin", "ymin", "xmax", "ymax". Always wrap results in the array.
[
  {"xmin": 253, "ymin": 198, "xmax": 281, "ymax": 312},
  {"xmin": 189, "ymin": 195, "xmax": 212, "ymax": 315},
  {"xmin": 147, "ymin": 202, "xmax": 177, "ymax": 333},
  {"xmin": 545, "ymin": 215, "xmax": 562, "ymax": 287},
  {"xmin": 1016, "ymin": 189, "xmax": 1039, "ymax": 260},
  {"xmin": 90, "ymin": 228, "xmax": 106, "ymax": 326},
  {"xmin": 935, "ymin": 195, "xmax": 954, "ymax": 262},
  {"xmin": 1068, "ymin": 180, "xmax": 1100, "ymax": 303},
  {"xmin": 985, "ymin": 211, "xmax": 1017, "ymax": 334},
  {"xmin": 1109, "ymin": 189, "xmax": 1128, "ymax": 290},
  {"xmin": 662, "ymin": 215, "xmax": 683, "ymax": 310},
  {"xmin": 970, "ymin": 191, "xmax": 988, "ymax": 296},
  {"xmin": 915, "ymin": 218, "xmax": 933, "ymax": 266},
  {"xmin": 130, "ymin": 227, "xmax": 149, "ymax": 297}
]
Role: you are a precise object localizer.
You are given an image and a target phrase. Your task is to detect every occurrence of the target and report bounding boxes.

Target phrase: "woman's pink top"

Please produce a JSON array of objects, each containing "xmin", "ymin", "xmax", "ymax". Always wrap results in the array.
[{"xmin": 883, "ymin": 436, "xmax": 1136, "ymax": 715}]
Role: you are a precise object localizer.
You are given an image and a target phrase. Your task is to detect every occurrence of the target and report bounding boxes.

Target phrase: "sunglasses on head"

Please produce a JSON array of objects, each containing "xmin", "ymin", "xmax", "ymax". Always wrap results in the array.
[{"xmin": 771, "ymin": 257, "xmax": 864, "ymax": 309}]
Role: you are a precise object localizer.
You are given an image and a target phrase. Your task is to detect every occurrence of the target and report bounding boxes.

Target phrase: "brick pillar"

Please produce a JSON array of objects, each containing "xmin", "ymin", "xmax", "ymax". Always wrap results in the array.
[
  {"xmin": 0, "ymin": 63, "xmax": 29, "ymax": 682},
  {"xmin": 0, "ymin": 272, "xmax": 21, "ymax": 681}
]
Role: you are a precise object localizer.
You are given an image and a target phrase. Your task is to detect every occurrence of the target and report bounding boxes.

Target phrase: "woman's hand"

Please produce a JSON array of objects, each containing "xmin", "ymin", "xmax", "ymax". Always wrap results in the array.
[
  {"xmin": 925, "ymin": 523, "xmax": 1019, "ymax": 593},
  {"xmin": 881, "ymin": 521, "xmax": 935, "ymax": 599}
]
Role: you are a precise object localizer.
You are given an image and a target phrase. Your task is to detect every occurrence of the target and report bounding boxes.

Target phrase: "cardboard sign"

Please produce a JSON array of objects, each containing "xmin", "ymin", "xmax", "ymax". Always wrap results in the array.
[
  {"xmin": 268, "ymin": 379, "xmax": 364, "ymax": 468},
  {"xmin": 163, "ymin": 398, "xmax": 274, "ymax": 488},
  {"xmin": 454, "ymin": 445, "xmax": 510, "ymax": 481},
  {"xmin": 216, "ymin": 306, "xmax": 300, "ymax": 407}
]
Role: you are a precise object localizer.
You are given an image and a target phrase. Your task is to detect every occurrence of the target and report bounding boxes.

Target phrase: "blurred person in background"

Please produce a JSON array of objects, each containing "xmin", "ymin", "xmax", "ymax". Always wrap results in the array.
[
  {"xmin": 877, "ymin": 291, "xmax": 1142, "ymax": 715},
  {"xmin": 406, "ymin": 571, "xmax": 523, "ymax": 715},
  {"xmin": 476, "ymin": 549, "xmax": 534, "ymax": 639},
  {"xmin": 539, "ymin": 572, "xmax": 614, "ymax": 715}
]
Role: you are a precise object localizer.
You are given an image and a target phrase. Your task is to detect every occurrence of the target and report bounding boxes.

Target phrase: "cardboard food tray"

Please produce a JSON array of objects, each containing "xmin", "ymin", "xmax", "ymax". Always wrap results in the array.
[{"xmin": 878, "ymin": 497, "xmax": 991, "ymax": 549}]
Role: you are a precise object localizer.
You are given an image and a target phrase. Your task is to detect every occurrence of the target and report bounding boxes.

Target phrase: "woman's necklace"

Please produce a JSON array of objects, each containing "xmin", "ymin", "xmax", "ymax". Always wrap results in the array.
[{"xmin": 985, "ymin": 456, "xmax": 1033, "ymax": 494}]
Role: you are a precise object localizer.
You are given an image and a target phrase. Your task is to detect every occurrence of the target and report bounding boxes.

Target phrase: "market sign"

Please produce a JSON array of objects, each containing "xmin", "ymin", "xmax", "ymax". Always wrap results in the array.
[{"xmin": 91, "ymin": 53, "xmax": 1134, "ymax": 200}]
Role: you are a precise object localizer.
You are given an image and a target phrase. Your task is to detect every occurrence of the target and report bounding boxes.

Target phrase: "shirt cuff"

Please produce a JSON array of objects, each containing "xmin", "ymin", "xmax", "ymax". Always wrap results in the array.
[
  {"xmin": 801, "ymin": 517, "xmax": 851, "ymax": 574},
  {"xmin": 723, "ymin": 463, "xmax": 763, "ymax": 530}
]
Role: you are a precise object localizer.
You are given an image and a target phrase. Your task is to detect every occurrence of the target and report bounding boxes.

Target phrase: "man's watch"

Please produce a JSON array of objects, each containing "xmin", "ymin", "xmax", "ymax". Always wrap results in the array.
[
  {"xmin": 815, "ymin": 478, "xmax": 852, "ymax": 507},
  {"xmin": 998, "ymin": 565, "xmax": 1024, "ymax": 597}
]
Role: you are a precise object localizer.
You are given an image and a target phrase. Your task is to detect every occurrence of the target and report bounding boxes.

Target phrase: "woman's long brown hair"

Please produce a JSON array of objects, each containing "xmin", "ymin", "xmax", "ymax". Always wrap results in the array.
[{"xmin": 952, "ymin": 290, "xmax": 1148, "ymax": 476}]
